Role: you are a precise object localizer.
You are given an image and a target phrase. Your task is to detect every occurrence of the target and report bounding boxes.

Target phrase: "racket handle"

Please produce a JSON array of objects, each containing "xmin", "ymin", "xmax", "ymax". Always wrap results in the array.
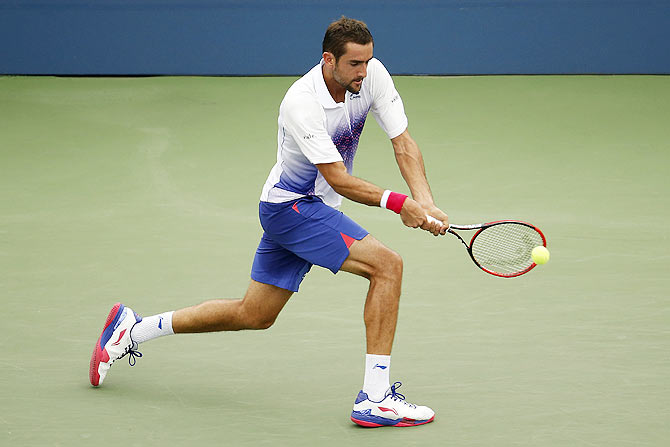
[{"xmin": 426, "ymin": 215, "xmax": 448, "ymax": 228}]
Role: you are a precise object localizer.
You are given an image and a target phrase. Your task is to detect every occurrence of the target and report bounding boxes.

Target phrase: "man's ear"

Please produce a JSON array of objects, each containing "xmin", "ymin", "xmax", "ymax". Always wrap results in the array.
[{"xmin": 322, "ymin": 52, "xmax": 336, "ymax": 67}]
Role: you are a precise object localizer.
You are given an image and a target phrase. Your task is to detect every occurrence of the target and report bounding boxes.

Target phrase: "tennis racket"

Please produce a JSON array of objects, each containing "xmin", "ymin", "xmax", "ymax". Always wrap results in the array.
[{"xmin": 427, "ymin": 216, "xmax": 547, "ymax": 278}]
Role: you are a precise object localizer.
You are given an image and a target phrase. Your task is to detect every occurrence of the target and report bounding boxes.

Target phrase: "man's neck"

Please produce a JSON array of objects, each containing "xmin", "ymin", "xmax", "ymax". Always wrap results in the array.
[{"xmin": 322, "ymin": 64, "xmax": 346, "ymax": 103}]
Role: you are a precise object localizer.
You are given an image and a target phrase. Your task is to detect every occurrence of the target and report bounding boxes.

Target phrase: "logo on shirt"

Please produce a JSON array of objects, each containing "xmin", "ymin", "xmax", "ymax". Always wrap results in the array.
[
  {"xmin": 303, "ymin": 134, "xmax": 316, "ymax": 140},
  {"xmin": 391, "ymin": 94, "xmax": 400, "ymax": 103},
  {"xmin": 349, "ymin": 92, "xmax": 361, "ymax": 100}
]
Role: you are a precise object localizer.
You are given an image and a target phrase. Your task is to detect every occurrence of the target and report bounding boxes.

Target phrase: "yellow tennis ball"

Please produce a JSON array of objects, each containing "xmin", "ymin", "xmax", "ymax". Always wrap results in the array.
[{"xmin": 531, "ymin": 246, "xmax": 550, "ymax": 265}]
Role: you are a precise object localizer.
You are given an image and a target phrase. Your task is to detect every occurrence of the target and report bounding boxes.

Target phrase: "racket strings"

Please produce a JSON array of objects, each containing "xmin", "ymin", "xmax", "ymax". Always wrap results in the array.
[{"xmin": 470, "ymin": 224, "xmax": 543, "ymax": 276}]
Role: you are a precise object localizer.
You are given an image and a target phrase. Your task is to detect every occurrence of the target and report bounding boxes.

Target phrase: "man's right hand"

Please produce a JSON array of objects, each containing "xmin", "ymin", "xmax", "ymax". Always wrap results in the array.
[{"xmin": 399, "ymin": 198, "xmax": 446, "ymax": 236}]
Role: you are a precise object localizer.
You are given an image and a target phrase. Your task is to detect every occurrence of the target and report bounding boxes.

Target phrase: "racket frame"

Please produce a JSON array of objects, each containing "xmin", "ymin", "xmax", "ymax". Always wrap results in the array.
[{"xmin": 447, "ymin": 220, "xmax": 547, "ymax": 278}]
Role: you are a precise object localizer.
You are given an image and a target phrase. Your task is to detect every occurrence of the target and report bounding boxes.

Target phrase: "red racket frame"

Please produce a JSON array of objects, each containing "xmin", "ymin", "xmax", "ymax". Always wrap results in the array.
[{"xmin": 447, "ymin": 220, "xmax": 547, "ymax": 278}]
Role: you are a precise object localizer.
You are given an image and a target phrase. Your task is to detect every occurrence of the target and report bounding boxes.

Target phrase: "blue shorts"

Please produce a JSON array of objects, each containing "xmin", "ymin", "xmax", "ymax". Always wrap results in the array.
[{"xmin": 250, "ymin": 196, "xmax": 369, "ymax": 292}]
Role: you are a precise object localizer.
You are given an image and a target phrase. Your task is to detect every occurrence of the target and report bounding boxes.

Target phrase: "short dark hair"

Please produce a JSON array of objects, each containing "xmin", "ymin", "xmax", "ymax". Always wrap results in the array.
[{"xmin": 322, "ymin": 16, "xmax": 374, "ymax": 61}]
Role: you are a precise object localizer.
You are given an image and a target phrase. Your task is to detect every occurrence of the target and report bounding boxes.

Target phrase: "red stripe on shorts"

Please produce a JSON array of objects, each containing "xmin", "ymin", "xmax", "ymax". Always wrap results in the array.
[{"xmin": 340, "ymin": 232, "xmax": 356, "ymax": 248}]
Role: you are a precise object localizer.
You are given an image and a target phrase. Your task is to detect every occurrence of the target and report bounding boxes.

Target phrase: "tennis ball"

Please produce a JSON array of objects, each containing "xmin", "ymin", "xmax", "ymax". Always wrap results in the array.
[{"xmin": 531, "ymin": 246, "xmax": 550, "ymax": 265}]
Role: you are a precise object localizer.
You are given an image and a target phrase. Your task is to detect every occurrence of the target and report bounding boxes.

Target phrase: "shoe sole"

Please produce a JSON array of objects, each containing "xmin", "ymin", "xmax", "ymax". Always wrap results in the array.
[
  {"xmin": 351, "ymin": 415, "xmax": 435, "ymax": 427},
  {"xmin": 89, "ymin": 302, "xmax": 124, "ymax": 387}
]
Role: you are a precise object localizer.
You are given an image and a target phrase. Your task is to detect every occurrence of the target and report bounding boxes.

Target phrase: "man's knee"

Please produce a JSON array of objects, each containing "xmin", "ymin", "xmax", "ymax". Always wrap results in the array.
[
  {"xmin": 341, "ymin": 235, "xmax": 403, "ymax": 283},
  {"xmin": 249, "ymin": 317, "xmax": 276, "ymax": 330},
  {"xmin": 371, "ymin": 246, "xmax": 403, "ymax": 282},
  {"xmin": 235, "ymin": 280, "xmax": 292, "ymax": 330},
  {"xmin": 240, "ymin": 306, "xmax": 278, "ymax": 330}
]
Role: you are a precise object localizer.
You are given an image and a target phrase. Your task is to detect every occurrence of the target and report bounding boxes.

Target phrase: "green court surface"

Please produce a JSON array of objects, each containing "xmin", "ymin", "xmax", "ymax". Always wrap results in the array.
[{"xmin": 1, "ymin": 75, "xmax": 669, "ymax": 446}]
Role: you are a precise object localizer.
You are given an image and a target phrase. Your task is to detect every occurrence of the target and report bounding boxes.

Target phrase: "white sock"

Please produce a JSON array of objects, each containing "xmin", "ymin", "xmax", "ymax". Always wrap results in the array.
[
  {"xmin": 362, "ymin": 354, "xmax": 391, "ymax": 401},
  {"xmin": 131, "ymin": 311, "xmax": 175, "ymax": 344}
]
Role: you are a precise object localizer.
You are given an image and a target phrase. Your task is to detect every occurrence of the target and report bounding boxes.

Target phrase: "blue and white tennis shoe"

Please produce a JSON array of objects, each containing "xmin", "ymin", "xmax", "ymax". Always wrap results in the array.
[
  {"xmin": 351, "ymin": 382, "xmax": 435, "ymax": 427},
  {"xmin": 89, "ymin": 303, "xmax": 143, "ymax": 386}
]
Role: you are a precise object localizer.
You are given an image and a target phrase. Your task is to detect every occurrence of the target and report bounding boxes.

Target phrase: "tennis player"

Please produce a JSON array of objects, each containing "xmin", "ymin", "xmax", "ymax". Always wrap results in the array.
[{"xmin": 90, "ymin": 17, "xmax": 448, "ymax": 428}]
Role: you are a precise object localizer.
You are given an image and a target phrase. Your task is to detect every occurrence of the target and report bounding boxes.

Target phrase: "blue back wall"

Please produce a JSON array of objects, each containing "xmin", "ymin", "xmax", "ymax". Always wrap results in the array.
[{"xmin": 2, "ymin": 0, "xmax": 669, "ymax": 75}]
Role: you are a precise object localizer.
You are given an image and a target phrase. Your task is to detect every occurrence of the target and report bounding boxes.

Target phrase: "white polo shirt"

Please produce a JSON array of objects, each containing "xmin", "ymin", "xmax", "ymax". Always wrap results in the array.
[{"xmin": 260, "ymin": 58, "xmax": 408, "ymax": 210}]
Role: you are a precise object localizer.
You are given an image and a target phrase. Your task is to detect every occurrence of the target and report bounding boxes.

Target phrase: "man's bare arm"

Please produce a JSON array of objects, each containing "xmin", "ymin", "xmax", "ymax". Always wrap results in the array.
[
  {"xmin": 391, "ymin": 129, "xmax": 448, "ymax": 227},
  {"xmin": 316, "ymin": 161, "xmax": 442, "ymax": 234}
]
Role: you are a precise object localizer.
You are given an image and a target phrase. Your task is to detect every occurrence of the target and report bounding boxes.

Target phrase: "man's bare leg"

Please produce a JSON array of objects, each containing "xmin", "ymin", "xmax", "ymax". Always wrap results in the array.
[
  {"xmin": 90, "ymin": 280, "xmax": 292, "ymax": 386},
  {"xmin": 340, "ymin": 234, "xmax": 403, "ymax": 355},
  {"xmin": 342, "ymin": 234, "xmax": 435, "ymax": 426},
  {"xmin": 172, "ymin": 280, "xmax": 294, "ymax": 333}
]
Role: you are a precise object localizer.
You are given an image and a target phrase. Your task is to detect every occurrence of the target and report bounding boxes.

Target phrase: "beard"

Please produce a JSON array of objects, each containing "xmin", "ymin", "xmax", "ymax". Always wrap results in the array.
[
  {"xmin": 333, "ymin": 68, "xmax": 363, "ymax": 94},
  {"xmin": 345, "ymin": 80, "xmax": 363, "ymax": 94}
]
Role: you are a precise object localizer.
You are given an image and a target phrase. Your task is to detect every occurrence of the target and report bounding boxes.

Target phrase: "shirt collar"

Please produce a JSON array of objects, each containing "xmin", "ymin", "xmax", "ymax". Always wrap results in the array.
[{"xmin": 313, "ymin": 59, "xmax": 341, "ymax": 109}]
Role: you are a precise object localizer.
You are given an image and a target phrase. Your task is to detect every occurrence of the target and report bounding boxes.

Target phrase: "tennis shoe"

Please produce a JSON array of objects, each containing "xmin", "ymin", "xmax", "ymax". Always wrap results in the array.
[
  {"xmin": 351, "ymin": 382, "xmax": 435, "ymax": 427},
  {"xmin": 89, "ymin": 303, "xmax": 143, "ymax": 387}
]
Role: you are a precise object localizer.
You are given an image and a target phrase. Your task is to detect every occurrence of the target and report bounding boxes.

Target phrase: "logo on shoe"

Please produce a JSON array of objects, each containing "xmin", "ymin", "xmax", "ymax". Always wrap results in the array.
[
  {"xmin": 378, "ymin": 407, "xmax": 398, "ymax": 415},
  {"xmin": 373, "ymin": 364, "xmax": 388, "ymax": 370},
  {"xmin": 110, "ymin": 329, "xmax": 127, "ymax": 346}
]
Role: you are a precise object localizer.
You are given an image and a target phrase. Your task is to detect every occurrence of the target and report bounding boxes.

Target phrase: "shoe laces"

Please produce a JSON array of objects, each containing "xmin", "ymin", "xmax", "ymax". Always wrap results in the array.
[
  {"xmin": 120, "ymin": 342, "xmax": 143, "ymax": 367},
  {"xmin": 386, "ymin": 382, "xmax": 416, "ymax": 409}
]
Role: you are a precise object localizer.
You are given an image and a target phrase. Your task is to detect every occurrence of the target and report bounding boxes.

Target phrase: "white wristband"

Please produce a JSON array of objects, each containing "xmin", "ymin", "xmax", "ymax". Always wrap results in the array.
[{"xmin": 380, "ymin": 190, "xmax": 392, "ymax": 209}]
